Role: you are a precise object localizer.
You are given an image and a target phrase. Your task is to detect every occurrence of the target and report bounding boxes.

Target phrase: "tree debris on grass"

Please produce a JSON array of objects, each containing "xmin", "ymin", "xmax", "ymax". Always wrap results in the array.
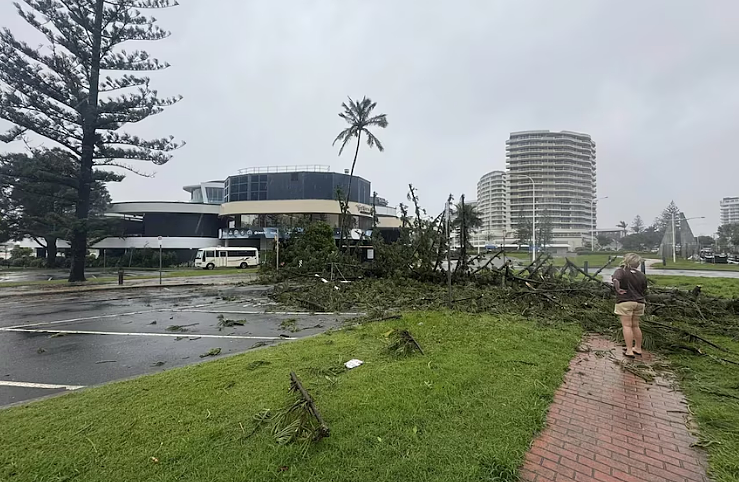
[
  {"xmin": 246, "ymin": 360, "xmax": 271, "ymax": 370},
  {"xmin": 387, "ymin": 329, "xmax": 424, "ymax": 356},
  {"xmin": 267, "ymin": 255, "xmax": 739, "ymax": 375},
  {"xmin": 200, "ymin": 348, "xmax": 221, "ymax": 358},
  {"xmin": 281, "ymin": 372, "xmax": 330, "ymax": 440},
  {"xmin": 248, "ymin": 373, "xmax": 330, "ymax": 454}
]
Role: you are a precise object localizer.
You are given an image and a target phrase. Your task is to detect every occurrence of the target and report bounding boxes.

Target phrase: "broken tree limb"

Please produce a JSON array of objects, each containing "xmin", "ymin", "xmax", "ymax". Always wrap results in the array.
[
  {"xmin": 365, "ymin": 314, "xmax": 402, "ymax": 323},
  {"xmin": 516, "ymin": 255, "xmax": 540, "ymax": 277},
  {"xmin": 294, "ymin": 297, "xmax": 327, "ymax": 312},
  {"xmin": 471, "ymin": 249, "xmax": 505, "ymax": 275},
  {"xmin": 403, "ymin": 330, "xmax": 424, "ymax": 355},
  {"xmin": 526, "ymin": 253, "xmax": 552, "ymax": 279},
  {"xmin": 564, "ymin": 259, "xmax": 608, "ymax": 285},
  {"xmin": 589, "ymin": 256, "xmax": 617, "ymax": 281},
  {"xmin": 451, "ymin": 294, "xmax": 485, "ymax": 303},
  {"xmin": 289, "ymin": 372, "xmax": 330, "ymax": 439},
  {"xmin": 641, "ymin": 320, "xmax": 729, "ymax": 353}
]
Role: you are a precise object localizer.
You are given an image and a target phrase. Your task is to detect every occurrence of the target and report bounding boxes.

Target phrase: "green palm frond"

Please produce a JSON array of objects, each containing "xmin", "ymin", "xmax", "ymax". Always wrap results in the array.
[
  {"xmin": 364, "ymin": 130, "xmax": 384, "ymax": 152},
  {"xmin": 333, "ymin": 96, "xmax": 387, "ymax": 156},
  {"xmin": 366, "ymin": 113, "xmax": 388, "ymax": 128}
]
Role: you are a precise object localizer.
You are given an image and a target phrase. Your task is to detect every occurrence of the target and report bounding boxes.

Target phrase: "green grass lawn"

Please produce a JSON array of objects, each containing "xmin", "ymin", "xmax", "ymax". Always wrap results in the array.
[
  {"xmin": 669, "ymin": 336, "xmax": 739, "ymax": 482},
  {"xmin": 502, "ymin": 253, "xmax": 620, "ymax": 269},
  {"xmin": 644, "ymin": 278, "xmax": 739, "ymax": 481},
  {"xmin": 653, "ymin": 259, "xmax": 739, "ymax": 271},
  {"xmin": 649, "ymin": 275, "xmax": 739, "ymax": 299},
  {"xmin": 550, "ymin": 254, "xmax": 621, "ymax": 268},
  {"xmin": 0, "ymin": 312, "xmax": 581, "ymax": 482}
]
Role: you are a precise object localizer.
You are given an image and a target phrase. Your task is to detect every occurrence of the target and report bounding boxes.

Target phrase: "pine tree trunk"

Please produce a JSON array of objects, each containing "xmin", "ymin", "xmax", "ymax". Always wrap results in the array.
[
  {"xmin": 45, "ymin": 237, "xmax": 57, "ymax": 268},
  {"xmin": 69, "ymin": 0, "xmax": 104, "ymax": 282}
]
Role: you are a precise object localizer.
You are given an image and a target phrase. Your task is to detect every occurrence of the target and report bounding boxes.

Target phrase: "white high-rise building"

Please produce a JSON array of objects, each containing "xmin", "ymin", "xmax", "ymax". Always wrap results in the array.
[
  {"xmin": 506, "ymin": 130, "xmax": 596, "ymax": 249},
  {"xmin": 476, "ymin": 170, "xmax": 510, "ymax": 245},
  {"xmin": 720, "ymin": 197, "xmax": 739, "ymax": 225}
]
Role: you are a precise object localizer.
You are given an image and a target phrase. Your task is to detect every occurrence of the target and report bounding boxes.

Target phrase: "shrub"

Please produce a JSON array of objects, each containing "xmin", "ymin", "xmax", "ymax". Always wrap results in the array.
[
  {"xmin": 28, "ymin": 258, "xmax": 46, "ymax": 268},
  {"xmin": 262, "ymin": 222, "xmax": 337, "ymax": 274}
]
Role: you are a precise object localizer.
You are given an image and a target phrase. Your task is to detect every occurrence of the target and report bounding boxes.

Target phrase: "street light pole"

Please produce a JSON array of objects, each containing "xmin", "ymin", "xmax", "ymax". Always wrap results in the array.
[
  {"xmin": 511, "ymin": 174, "xmax": 536, "ymax": 263},
  {"xmin": 671, "ymin": 212, "xmax": 676, "ymax": 264},
  {"xmin": 446, "ymin": 196, "xmax": 453, "ymax": 307}
]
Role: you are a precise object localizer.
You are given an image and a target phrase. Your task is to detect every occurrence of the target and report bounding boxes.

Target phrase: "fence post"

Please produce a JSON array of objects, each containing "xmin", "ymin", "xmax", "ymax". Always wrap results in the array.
[
  {"xmin": 118, "ymin": 268, "xmax": 124, "ymax": 285},
  {"xmin": 583, "ymin": 261, "xmax": 589, "ymax": 275},
  {"xmin": 641, "ymin": 261, "xmax": 646, "ymax": 274}
]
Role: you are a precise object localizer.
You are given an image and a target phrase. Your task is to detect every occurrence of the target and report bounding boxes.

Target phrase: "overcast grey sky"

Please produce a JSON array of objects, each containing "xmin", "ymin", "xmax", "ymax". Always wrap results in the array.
[{"xmin": 2, "ymin": 0, "xmax": 738, "ymax": 235}]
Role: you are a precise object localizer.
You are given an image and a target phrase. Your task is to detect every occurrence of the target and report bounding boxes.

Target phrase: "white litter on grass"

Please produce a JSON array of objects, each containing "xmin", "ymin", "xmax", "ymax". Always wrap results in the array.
[{"xmin": 344, "ymin": 359, "xmax": 364, "ymax": 369}]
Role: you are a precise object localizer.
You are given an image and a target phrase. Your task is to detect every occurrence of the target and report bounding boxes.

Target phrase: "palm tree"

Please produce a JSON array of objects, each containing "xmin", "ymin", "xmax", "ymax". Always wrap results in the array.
[
  {"xmin": 617, "ymin": 220, "xmax": 628, "ymax": 237},
  {"xmin": 333, "ymin": 97, "xmax": 388, "ymax": 244},
  {"xmin": 453, "ymin": 201, "xmax": 483, "ymax": 232},
  {"xmin": 452, "ymin": 196, "xmax": 482, "ymax": 275}
]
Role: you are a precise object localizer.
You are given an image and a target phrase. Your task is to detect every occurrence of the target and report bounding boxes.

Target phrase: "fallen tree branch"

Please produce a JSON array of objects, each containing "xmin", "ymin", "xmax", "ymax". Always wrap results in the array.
[
  {"xmin": 590, "ymin": 256, "xmax": 617, "ymax": 281},
  {"xmin": 564, "ymin": 259, "xmax": 608, "ymax": 286},
  {"xmin": 289, "ymin": 372, "xmax": 330, "ymax": 439},
  {"xmin": 642, "ymin": 320, "xmax": 730, "ymax": 353},
  {"xmin": 294, "ymin": 298, "xmax": 327, "ymax": 312}
]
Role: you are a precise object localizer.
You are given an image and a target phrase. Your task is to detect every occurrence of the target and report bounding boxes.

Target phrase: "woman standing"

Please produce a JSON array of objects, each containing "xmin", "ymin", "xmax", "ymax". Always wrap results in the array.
[{"xmin": 612, "ymin": 253, "xmax": 647, "ymax": 358}]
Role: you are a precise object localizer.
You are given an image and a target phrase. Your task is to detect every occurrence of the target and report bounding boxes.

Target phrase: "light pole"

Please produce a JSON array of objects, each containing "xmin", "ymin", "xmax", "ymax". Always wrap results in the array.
[
  {"xmin": 590, "ymin": 196, "xmax": 608, "ymax": 250},
  {"xmin": 511, "ymin": 174, "xmax": 536, "ymax": 262},
  {"xmin": 501, "ymin": 230, "xmax": 513, "ymax": 262},
  {"xmin": 672, "ymin": 214, "xmax": 705, "ymax": 263}
]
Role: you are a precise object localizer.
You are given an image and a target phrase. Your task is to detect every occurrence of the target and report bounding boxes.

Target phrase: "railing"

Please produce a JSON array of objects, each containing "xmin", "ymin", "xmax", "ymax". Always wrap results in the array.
[{"xmin": 237, "ymin": 165, "xmax": 331, "ymax": 175}]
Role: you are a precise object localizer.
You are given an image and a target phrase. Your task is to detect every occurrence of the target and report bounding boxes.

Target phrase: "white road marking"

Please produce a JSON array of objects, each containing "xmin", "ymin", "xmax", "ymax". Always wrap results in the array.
[
  {"xmin": 193, "ymin": 309, "xmax": 363, "ymax": 316},
  {"xmin": 4, "ymin": 303, "xmax": 224, "ymax": 329},
  {"xmin": 0, "ymin": 327, "xmax": 295, "ymax": 340},
  {"xmin": 0, "ymin": 381, "xmax": 84, "ymax": 391},
  {"xmin": 5, "ymin": 309, "xmax": 162, "ymax": 329}
]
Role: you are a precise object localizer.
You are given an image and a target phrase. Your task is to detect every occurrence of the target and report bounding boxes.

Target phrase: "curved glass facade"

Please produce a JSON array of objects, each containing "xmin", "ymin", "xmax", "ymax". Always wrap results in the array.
[{"xmin": 224, "ymin": 172, "xmax": 371, "ymax": 204}]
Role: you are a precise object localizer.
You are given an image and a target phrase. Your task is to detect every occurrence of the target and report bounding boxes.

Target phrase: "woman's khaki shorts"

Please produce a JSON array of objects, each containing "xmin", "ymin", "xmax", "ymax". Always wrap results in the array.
[{"xmin": 614, "ymin": 302, "xmax": 645, "ymax": 316}]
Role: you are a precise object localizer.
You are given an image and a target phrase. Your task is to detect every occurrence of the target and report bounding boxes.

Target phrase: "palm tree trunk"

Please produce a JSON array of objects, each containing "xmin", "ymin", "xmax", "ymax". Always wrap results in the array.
[{"xmin": 340, "ymin": 131, "xmax": 362, "ymax": 251}]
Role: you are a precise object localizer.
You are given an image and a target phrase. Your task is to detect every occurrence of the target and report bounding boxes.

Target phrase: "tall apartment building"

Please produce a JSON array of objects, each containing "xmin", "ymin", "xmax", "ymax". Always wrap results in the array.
[
  {"xmin": 720, "ymin": 197, "xmax": 739, "ymax": 225},
  {"xmin": 506, "ymin": 130, "xmax": 596, "ymax": 249},
  {"xmin": 476, "ymin": 170, "xmax": 510, "ymax": 244}
]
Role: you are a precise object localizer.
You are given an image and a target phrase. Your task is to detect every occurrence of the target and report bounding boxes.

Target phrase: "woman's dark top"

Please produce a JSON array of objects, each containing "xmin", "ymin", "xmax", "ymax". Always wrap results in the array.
[{"xmin": 612, "ymin": 267, "xmax": 647, "ymax": 304}]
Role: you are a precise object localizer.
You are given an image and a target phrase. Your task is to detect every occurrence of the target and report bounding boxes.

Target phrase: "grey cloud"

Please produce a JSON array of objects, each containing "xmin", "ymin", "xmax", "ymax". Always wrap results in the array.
[{"xmin": 1, "ymin": 0, "xmax": 738, "ymax": 234}]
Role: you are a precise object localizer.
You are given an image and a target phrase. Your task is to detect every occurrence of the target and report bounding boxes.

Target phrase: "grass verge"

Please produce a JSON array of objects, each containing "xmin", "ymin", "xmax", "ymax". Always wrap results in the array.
[
  {"xmin": 654, "ymin": 259, "xmax": 739, "ymax": 271},
  {"xmin": 649, "ymin": 275, "xmax": 739, "ymax": 299},
  {"xmin": 669, "ymin": 337, "xmax": 739, "ymax": 482},
  {"xmin": 0, "ymin": 312, "xmax": 581, "ymax": 482}
]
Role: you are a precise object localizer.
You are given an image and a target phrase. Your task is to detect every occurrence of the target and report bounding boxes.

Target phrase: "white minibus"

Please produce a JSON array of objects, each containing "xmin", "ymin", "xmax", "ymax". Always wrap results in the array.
[{"xmin": 194, "ymin": 247, "xmax": 259, "ymax": 269}]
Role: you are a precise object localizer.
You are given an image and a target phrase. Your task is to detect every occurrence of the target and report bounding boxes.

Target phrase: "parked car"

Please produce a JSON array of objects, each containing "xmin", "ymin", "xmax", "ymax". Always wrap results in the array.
[{"xmin": 713, "ymin": 254, "xmax": 729, "ymax": 264}]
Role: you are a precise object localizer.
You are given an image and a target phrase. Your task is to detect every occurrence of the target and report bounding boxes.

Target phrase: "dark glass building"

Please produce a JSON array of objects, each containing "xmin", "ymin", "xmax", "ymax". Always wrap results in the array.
[{"xmin": 224, "ymin": 169, "xmax": 371, "ymax": 204}]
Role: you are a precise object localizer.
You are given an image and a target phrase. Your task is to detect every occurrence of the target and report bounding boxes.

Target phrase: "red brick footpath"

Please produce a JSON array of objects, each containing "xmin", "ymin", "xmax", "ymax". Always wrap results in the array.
[{"xmin": 520, "ymin": 335, "xmax": 711, "ymax": 482}]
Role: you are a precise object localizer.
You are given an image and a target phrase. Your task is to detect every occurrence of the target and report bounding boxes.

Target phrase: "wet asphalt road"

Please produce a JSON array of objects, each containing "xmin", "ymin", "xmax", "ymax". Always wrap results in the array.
[{"xmin": 0, "ymin": 285, "xmax": 352, "ymax": 407}]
